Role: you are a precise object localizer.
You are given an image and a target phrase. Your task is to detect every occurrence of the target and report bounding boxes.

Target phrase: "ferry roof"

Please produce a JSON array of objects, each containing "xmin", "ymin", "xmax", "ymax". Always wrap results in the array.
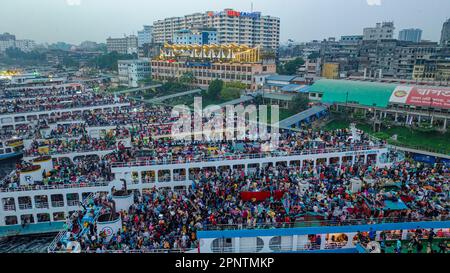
[{"xmin": 310, "ymin": 79, "xmax": 397, "ymax": 108}]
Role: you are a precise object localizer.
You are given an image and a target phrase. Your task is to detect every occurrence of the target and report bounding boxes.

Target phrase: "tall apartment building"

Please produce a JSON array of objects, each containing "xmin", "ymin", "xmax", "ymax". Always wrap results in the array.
[
  {"xmin": 106, "ymin": 35, "xmax": 138, "ymax": 54},
  {"xmin": 398, "ymin": 28, "xmax": 422, "ymax": 43},
  {"xmin": 441, "ymin": 19, "xmax": 450, "ymax": 46},
  {"xmin": 0, "ymin": 33, "xmax": 36, "ymax": 53},
  {"xmin": 152, "ymin": 9, "xmax": 280, "ymax": 51},
  {"xmin": 174, "ymin": 27, "xmax": 217, "ymax": 45},
  {"xmin": 118, "ymin": 58, "xmax": 151, "ymax": 87},
  {"xmin": 363, "ymin": 22, "xmax": 395, "ymax": 41},
  {"xmin": 138, "ymin": 25, "xmax": 153, "ymax": 47},
  {"xmin": 358, "ymin": 40, "xmax": 438, "ymax": 79}
]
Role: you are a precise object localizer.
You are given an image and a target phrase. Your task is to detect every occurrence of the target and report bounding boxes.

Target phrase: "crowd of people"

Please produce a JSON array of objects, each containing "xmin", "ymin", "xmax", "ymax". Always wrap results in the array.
[
  {"xmin": 0, "ymin": 93, "xmax": 129, "ymax": 114},
  {"xmin": 57, "ymin": 158, "xmax": 448, "ymax": 253}
]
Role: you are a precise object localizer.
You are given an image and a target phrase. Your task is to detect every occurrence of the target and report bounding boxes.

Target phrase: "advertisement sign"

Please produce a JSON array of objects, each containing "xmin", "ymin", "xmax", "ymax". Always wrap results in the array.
[
  {"xmin": 207, "ymin": 10, "xmax": 261, "ymax": 19},
  {"xmin": 389, "ymin": 86, "xmax": 450, "ymax": 109}
]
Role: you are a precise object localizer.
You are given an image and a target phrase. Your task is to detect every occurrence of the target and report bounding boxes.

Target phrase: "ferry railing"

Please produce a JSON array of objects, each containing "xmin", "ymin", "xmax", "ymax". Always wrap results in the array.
[
  {"xmin": 35, "ymin": 202, "xmax": 49, "ymax": 209},
  {"xmin": 3, "ymin": 204, "xmax": 16, "ymax": 211},
  {"xmin": 111, "ymin": 144, "xmax": 387, "ymax": 168},
  {"xmin": 47, "ymin": 192, "xmax": 96, "ymax": 253},
  {"xmin": 23, "ymin": 147, "xmax": 117, "ymax": 158},
  {"xmin": 200, "ymin": 216, "xmax": 450, "ymax": 231},
  {"xmin": 0, "ymin": 181, "xmax": 110, "ymax": 193},
  {"xmin": 50, "ymin": 248, "xmax": 194, "ymax": 254},
  {"xmin": 51, "ymin": 201, "xmax": 65, "ymax": 208}
]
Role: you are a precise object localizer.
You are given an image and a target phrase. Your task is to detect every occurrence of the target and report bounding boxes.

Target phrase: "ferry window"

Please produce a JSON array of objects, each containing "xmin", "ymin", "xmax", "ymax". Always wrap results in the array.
[
  {"xmin": 20, "ymin": 214, "xmax": 35, "ymax": 224},
  {"xmin": 2, "ymin": 197, "xmax": 16, "ymax": 211},
  {"xmin": 0, "ymin": 149, "xmax": 4, "ymax": 155},
  {"xmin": 37, "ymin": 213, "xmax": 50, "ymax": 222},
  {"xmin": 34, "ymin": 195, "xmax": 49, "ymax": 209},
  {"xmin": 5, "ymin": 216, "xmax": 18, "ymax": 225},
  {"xmin": 173, "ymin": 169, "xmax": 186, "ymax": 182},
  {"xmin": 18, "ymin": 196, "xmax": 32, "ymax": 210},
  {"xmin": 51, "ymin": 194, "xmax": 64, "ymax": 207},
  {"xmin": 269, "ymin": 236, "xmax": 282, "ymax": 251},
  {"xmin": 142, "ymin": 171, "xmax": 155, "ymax": 184},
  {"xmin": 5, "ymin": 148, "xmax": 11, "ymax": 153},
  {"xmin": 131, "ymin": 171, "xmax": 139, "ymax": 184},
  {"xmin": 66, "ymin": 193, "xmax": 79, "ymax": 206},
  {"xmin": 211, "ymin": 238, "xmax": 234, "ymax": 253},
  {"xmin": 82, "ymin": 192, "xmax": 93, "ymax": 200},
  {"xmin": 53, "ymin": 212, "xmax": 65, "ymax": 221}
]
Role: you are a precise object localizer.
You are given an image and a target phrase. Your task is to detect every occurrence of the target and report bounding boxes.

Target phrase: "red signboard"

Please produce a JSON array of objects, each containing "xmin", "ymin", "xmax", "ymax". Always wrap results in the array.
[
  {"xmin": 390, "ymin": 86, "xmax": 450, "ymax": 109},
  {"xmin": 406, "ymin": 87, "xmax": 450, "ymax": 109}
]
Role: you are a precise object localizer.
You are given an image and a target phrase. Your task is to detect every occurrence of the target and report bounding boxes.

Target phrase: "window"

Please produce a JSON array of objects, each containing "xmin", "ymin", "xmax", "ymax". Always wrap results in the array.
[{"xmin": 5, "ymin": 216, "xmax": 18, "ymax": 225}]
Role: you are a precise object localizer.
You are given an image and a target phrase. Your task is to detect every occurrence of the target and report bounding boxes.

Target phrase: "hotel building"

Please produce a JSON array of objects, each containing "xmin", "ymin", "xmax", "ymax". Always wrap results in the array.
[{"xmin": 152, "ymin": 9, "xmax": 280, "ymax": 51}]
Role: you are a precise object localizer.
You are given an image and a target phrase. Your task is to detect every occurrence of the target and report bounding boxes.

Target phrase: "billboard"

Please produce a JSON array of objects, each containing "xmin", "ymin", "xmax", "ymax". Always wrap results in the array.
[{"xmin": 389, "ymin": 86, "xmax": 450, "ymax": 109}]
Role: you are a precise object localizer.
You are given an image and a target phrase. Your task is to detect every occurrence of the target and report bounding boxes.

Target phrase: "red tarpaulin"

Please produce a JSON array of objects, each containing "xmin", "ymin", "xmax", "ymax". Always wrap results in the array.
[{"xmin": 240, "ymin": 191, "xmax": 285, "ymax": 202}]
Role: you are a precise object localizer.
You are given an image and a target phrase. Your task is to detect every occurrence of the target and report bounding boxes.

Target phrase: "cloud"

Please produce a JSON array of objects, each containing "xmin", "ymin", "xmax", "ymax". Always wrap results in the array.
[
  {"xmin": 66, "ymin": 0, "xmax": 81, "ymax": 6},
  {"xmin": 367, "ymin": 0, "xmax": 382, "ymax": 6}
]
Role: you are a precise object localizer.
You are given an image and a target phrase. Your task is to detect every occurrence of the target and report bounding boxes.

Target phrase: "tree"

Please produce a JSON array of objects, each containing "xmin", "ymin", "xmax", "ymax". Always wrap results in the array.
[
  {"xmin": 289, "ymin": 93, "xmax": 309, "ymax": 113},
  {"xmin": 284, "ymin": 57, "xmax": 305, "ymax": 75},
  {"xmin": 221, "ymin": 87, "xmax": 241, "ymax": 100},
  {"xmin": 179, "ymin": 72, "xmax": 195, "ymax": 85},
  {"xmin": 207, "ymin": 79, "xmax": 223, "ymax": 99}
]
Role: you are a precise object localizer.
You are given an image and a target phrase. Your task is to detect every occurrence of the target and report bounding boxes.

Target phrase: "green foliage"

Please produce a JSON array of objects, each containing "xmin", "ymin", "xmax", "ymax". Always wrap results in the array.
[
  {"xmin": 308, "ymin": 52, "xmax": 320, "ymax": 60},
  {"xmin": 89, "ymin": 51, "xmax": 136, "ymax": 71},
  {"xmin": 220, "ymin": 87, "xmax": 241, "ymax": 100},
  {"xmin": 62, "ymin": 56, "xmax": 80, "ymax": 68},
  {"xmin": 2, "ymin": 48, "xmax": 47, "ymax": 65},
  {"xmin": 373, "ymin": 132, "xmax": 390, "ymax": 140},
  {"xmin": 277, "ymin": 57, "xmax": 305, "ymax": 75},
  {"xmin": 289, "ymin": 93, "xmax": 309, "ymax": 113},
  {"xmin": 207, "ymin": 79, "xmax": 224, "ymax": 99},
  {"xmin": 224, "ymin": 81, "xmax": 247, "ymax": 90},
  {"xmin": 179, "ymin": 72, "xmax": 195, "ymax": 85}
]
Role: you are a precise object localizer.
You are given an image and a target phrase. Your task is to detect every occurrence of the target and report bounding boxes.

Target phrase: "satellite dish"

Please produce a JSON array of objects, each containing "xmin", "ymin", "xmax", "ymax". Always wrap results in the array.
[
  {"xmin": 366, "ymin": 241, "xmax": 381, "ymax": 253},
  {"xmin": 66, "ymin": 241, "xmax": 81, "ymax": 253}
]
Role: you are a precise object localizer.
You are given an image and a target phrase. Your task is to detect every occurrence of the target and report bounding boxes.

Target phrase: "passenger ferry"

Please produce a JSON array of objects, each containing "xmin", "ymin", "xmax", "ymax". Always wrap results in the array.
[
  {"xmin": 0, "ymin": 140, "xmax": 394, "ymax": 237},
  {"xmin": 0, "ymin": 137, "xmax": 24, "ymax": 161}
]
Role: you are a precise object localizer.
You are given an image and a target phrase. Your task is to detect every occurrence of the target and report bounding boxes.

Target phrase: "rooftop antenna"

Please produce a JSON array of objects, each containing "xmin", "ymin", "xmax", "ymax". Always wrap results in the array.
[{"xmin": 251, "ymin": 2, "xmax": 253, "ymax": 12}]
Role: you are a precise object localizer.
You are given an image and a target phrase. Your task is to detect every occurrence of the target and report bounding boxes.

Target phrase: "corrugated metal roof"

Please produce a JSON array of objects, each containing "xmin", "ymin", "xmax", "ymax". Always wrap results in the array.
[
  {"xmin": 281, "ymin": 84, "xmax": 310, "ymax": 93},
  {"xmin": 310, "ymin": 79, "xmax": 397, "ymax": 108},
  {"xmin": 266, "ymin": 75, "xmax": 297, "ymax": 82}
]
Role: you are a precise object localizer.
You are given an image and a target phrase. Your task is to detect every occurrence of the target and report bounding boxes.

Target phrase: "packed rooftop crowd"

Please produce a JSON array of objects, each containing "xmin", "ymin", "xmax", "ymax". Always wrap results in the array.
[
  {"xmin": 55, "ymin": 158, "xmax": 449, "ymax": 252},
  {"xmin": 0, "ymin": 93, "xmax": 129, "ymax": 114},
  {"xmin": 0, "ymin": 84, "xmax": 83, "ymax": 99}
]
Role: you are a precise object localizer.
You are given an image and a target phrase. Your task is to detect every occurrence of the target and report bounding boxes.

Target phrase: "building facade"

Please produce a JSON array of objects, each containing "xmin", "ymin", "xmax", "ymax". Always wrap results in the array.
[
  {"xmin": 151, "ymin": 44, "xmax": 276, "ymax": 90},
  {"xmin": 398, "ymin": 28, "xmax": 422, "ymax": 43},
  {"xmin": 441, "ymin": 19, "xmax": 450, "ymax": 46},
  {"xmin": 138, "ymin": 25, "xmax": 153, "ymax": 47},
  {"xmin": 174, "ymin": 28, "xmax": 217, "ymax": 45},
  {"xmin": 106, "ymin": 35, "xmax": 138, "ymax": 55},
  {"xmin": 152, "ymin": 9, "xmax": 280, "ymax": 51},
  {"xmin": 363, "ymin": 22, "xmax": 395, "ymax": 41},
  {"xmin": 118, "ymin": 58, "xmax": 151, "ymax": 87}
]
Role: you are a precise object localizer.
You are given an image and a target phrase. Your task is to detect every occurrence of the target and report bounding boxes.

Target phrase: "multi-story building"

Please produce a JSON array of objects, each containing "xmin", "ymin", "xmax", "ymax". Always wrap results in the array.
[
  {"xmin": 358, "ymin": 39, "xmax": 438, "ymax": 79},
  {"xmin": 151, "ymin": 44, "xmax": 276, "ymax": 90},
  {"xmin": 322, "ymin": 63, "xmax": 339, "ymax": 79},
  {"xmin": 0, "ymin": 32, "xmax": 15, "ymax": 41},
  {"xmin": 174, "ymin": 27, "xmax": 217, "ymax": 45},
  {"xmin": 363, "ymin": 22, "xmax": 395, "ymax": 41},
  {"xmin": 138, "ymin": 25, "xmax": 153, "ymax": 47},
  {"xmin": 398, "ymin": 28, "xmax": 422, "ymax": 43},
  {"xmin": 441, "ymin": 19, "xmax": 450, "ymax": 46},
  {"xmin": 340, "ymin": 35, "xmax": 363, "ymax": 44},
  {"xmin": 14, "ymin": 39, "xmax": 36, "ymax": 52},
  {"xmin": 118, "ymin": 58, "xmax": 151, "ymax": 87},
  {"xmin": 106, "ymin": 35, "xmax": 138, "ymax": 54},
  {"xmin": 152, "ymin": 9, "xmax": 280, "ymax": 51}
]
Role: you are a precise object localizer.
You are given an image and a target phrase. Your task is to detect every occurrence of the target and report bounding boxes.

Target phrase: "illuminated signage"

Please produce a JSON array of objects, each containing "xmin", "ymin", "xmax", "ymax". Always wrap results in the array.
[{"xmin": 207, "ymin": 10, "xmax": 261, "ymax": 19}]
